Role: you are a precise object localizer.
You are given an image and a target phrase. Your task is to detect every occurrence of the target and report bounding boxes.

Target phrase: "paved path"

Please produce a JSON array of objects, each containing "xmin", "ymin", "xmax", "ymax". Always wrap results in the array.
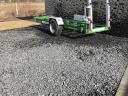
[
  {"xmin": 116, "ymin": 66, "xmax": 128, "ymax": 96},
  {"xmin": 0, "ymin": 20, "xmax": 39, "ymax": 31}
]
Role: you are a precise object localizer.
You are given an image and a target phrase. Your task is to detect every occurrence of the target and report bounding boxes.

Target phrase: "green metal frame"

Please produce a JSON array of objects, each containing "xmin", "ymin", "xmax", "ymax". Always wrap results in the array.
[
  {"xmin": 34, "ymin": 15, "xmax": 110, "ymax": 34},
  {"xmin": 34, "ymin": 16, "xmax": 49, "ymax": 23},
  {"xmin": 63, "ymin": 19, "xmax": 87, "ymax": 33}
]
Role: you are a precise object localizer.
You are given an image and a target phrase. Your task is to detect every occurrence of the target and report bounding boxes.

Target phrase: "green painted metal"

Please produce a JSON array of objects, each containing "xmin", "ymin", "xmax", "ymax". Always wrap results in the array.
[
  {"xmin": 34, "ymin": 15, "xmax": 110, "ymax": 34},
  {"xmin": 34, "ymin": 16, "xmax": 49, "ymax": 23},
  {"xmin": 63, "ymin": 19, "xmax": 87, "ymax": 32},
  {"xmin": 87, "ymin": 27, "xmax": 109, "ymax": 34}
]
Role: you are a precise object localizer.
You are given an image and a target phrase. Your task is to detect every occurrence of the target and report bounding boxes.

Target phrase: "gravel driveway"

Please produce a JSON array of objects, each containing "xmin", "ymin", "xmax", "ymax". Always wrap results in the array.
[{"xmin": 0, "ymin": 27, "xmax": 128, "ymax": 96}]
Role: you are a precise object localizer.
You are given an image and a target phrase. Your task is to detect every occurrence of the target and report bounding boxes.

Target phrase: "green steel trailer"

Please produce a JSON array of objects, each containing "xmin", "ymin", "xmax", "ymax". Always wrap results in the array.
[{"xmin": 34, "ymin": 0, "xmax": 111, "ymax": 36}]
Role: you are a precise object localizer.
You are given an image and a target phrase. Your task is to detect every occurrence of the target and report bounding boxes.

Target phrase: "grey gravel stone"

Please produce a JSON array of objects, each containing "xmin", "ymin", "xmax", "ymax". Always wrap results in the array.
[
  {"xmin": 0, "ymin": 27, "xmax": 128, "ymax": 96},
  {"xmin": 45, "ymin": 0, "xmax": 128, "ymax": 26}
]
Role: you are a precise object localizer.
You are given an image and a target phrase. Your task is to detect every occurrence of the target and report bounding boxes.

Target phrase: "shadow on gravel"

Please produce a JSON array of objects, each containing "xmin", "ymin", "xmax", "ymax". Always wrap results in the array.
[
  {"xmin": 14, "ymin": 25, "xmax": 128, "ymax": 50},
  {"xmin": 33, "ymin": 25, "xmax": 92, "ymax": 39},
  {"xmin": 34, "ymin": 24, "xmax": 128, "ymax": 39},
  {"xmin": 34, "ymin": 23, "xmax": 128, "ymax": 38},
  {"xmin": 33, "ymin": 25, "xmax": 55, "ymax": 36},
  {"xmin": 104, "ymin": 25, "xmax": 128, "ymax": 38}
]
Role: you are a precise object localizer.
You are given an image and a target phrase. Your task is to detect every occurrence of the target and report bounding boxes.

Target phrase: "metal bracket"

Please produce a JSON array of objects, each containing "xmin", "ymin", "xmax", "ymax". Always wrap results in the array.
[{"xmin": 49, "ymin": 16, "xmax": 64, "ymax": 25}]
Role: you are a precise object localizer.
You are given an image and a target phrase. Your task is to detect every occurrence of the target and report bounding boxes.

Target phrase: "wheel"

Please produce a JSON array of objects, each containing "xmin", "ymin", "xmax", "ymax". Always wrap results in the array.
[{"xmin": 49, "ymin": 19, "xmax": 62, "ymax": 36}]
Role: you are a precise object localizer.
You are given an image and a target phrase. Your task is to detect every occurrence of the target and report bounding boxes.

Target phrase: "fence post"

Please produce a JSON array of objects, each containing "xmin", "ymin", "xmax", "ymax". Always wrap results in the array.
[{"xmin": 15, "ymin": 2, "xmax": 19, "ymax": 17}]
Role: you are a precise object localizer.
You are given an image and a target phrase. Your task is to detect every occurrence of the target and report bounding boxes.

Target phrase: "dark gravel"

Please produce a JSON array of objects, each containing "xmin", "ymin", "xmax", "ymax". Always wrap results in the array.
[{"xmin": 0, "ymin": 27, "xmax": 128, "ymax": 96}]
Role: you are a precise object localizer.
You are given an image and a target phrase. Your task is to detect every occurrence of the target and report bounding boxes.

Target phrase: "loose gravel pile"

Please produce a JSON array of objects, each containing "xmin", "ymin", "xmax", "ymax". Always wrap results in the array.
[
  {"xmin": 0, "ymin": 27, "xmax": 128, "ymax": 96},
  {"xmin": 46, "ymin": 0, "xmax": 128, "ymax": 26}
]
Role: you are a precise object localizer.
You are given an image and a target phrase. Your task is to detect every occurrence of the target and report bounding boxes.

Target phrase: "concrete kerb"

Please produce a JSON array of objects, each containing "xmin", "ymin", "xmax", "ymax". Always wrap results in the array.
[{"xmin": 116, "ymin": 66, "xmax": 128, "ymax": 96}]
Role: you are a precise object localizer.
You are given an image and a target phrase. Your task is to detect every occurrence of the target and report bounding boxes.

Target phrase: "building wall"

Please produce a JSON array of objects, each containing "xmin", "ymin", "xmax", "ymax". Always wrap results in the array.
[{"xmin": 45, "ymin": 0, "xmax": 128, "ymax": 26}]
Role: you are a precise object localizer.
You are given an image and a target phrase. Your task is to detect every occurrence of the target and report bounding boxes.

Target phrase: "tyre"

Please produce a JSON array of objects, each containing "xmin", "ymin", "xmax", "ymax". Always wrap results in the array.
[{"xmin": 49, "ymin": 19, "xmax": 62, "ymax": 36}]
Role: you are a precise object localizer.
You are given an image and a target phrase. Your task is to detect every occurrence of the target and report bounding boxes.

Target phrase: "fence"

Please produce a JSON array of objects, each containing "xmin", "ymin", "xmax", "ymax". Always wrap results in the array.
[
  {"xmin": 0, "ymin": 0, "xmax": 45, "ymax": 21},
  {"xmin": 0, "ymin": 0, "xmax": 44, "ymax": 3}
]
